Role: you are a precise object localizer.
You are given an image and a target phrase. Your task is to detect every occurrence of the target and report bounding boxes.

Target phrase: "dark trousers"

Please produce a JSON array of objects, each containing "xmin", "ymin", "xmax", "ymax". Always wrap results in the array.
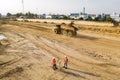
[
  {"xmin": 64, "ymin": 62, "xmax": 68, "ymax": 69},
  {"xmin": 53, "ymin": 64, "xmax": 57, "ymax": 70}
]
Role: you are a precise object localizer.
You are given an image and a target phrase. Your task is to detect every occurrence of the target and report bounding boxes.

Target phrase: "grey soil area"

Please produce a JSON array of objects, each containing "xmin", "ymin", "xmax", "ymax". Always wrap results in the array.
[{"xmin": 0, "ymin": 22, "xmax": 120, "ymax": 80}]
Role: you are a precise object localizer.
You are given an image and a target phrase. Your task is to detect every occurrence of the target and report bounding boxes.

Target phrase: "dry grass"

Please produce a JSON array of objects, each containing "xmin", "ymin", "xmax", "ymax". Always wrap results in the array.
[
  {"xmin": 9, "ymin": 20, "xmax": 120, "ymax": 38},
  {"xmin": 76, "ymin": 24, "xmax": 120, "ymax": 37},
  {"xmin": 1, "ymin": 21, "xmax": 120, "ymax": 80},
  {"xmin": 0, "ymin": 20, "xmax": 7, "ymax": 26}
]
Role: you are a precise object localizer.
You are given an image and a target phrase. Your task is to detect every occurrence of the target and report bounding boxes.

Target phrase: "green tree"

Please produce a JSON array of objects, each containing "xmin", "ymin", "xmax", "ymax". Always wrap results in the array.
[
  {"xmin": 15, "ymin": 13, "xmax": 23, "ymax": 17},
  {"xmin": 63, "ymin": 15, "xmax": 68, "ymax": 19},
  {"xmin": 79, "ymin": 17, "xmax": 83, "ymax": 20},
  {"xmin": 7, "ymin": 13, "xmax": 12, "ymax": 17},
  {"xmin": 25, "ymin": 12, "xmax": 34, "ymax": 18},
  {"xmin": 106, "ymin": 16, "xmax": 112, "ymax": 22},
  {"xmin": 94, "ymin": 17, "xmax": 99, "ymax": 21},
  {"xmin": 86, "ymin": 16, "xmax": 93, "ymax": 21}
]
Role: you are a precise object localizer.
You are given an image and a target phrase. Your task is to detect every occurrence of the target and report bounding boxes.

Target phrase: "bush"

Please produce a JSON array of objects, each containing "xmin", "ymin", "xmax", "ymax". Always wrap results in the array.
[
  {"xmin": 106, "ymin": 16, "xmax": 112, "ymax": 22},
  {"xmin": 61, "ymin": 22, "xmax": 66, "ymax": 25},
  {"xmin": 79, "ymin": 17, "xmax": 84, "ymax": 20},
  {"xmin": 0, "ymin": 20, "xmax": 7, "ymax": 25},
  {"xmin": 23, "ymin": 19, "xmax": 29, "ymax": 22},
  {"xmin": 44, "ymin": 21, "xmax": 47, "ymax": 23}
]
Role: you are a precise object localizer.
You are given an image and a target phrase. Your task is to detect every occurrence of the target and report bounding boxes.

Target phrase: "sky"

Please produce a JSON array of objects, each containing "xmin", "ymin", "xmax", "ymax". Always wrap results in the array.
[{"xmin": 0, "ymin": 0, "xmax": 120, "ymax": 15}]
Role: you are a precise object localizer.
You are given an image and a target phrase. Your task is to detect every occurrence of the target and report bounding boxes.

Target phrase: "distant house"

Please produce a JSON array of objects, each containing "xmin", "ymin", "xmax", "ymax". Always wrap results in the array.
[
  {"xmin": 19, "ymin": 16, "xmax": 27, "ymax": 19},
  {"xmin": 89, "ymin": 14, "xmax": 101, "ymax": 20},
  {"xmin": 69, "ymin": 13, "xmax": 80, "ymax": 19},
  {"xmin": 57, "ymin": 15, "xmax": 64, "ymax": 19},
  {"xmin": 69, "ymin": 13, "xmax": 89, "ymax": 20},
  {"xmin": 52, "ymin": 15, "xmax": 65, "ymax": 19},
  {"xmin": 89, "ymin": 14, "xmax": 110, "ymax": 21},
  {"xmin": 51, "ymin": 15, "xmax": 59, "ymax": 19},
  {"xmin": 101, "ymin": 14, "xmax": 110, "ymax": 21},
  {"xmin": 45, "ymin": 14, "xmax": 52, "ymax": 19},
  {"xmin": 38, "ymin": 14, "xmax": 46, "ymax": 19},
  {"xmin": 45, "ymin": 14, "xmax": 65, "ymax": 19},
  {"xmin": 79, "ymin": 13, "xmax": 89, "ymax": 20},
  {"xmin": 110, "ymin": 13, "xmax": 120, "ymax": 22},
  {"xmin": 90, "ymin": 14, "xmax": 97, "ymax": 20}
]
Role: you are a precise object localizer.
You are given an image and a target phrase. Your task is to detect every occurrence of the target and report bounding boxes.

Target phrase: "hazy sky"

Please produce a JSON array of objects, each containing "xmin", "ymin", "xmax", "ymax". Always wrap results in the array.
[{"xmin": 0, "ymin": 0, "xmax": 120, "ymax": 15}]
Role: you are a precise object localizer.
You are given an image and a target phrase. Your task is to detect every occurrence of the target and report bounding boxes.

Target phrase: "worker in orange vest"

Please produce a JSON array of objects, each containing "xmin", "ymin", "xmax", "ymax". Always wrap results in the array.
[
  {"xmin": 64, "ymin": 56, "xmax": 68, "ymax": 69},
  {"xmin": 52, "ymin": 57, "xmax": 57, "ymax": 70}
]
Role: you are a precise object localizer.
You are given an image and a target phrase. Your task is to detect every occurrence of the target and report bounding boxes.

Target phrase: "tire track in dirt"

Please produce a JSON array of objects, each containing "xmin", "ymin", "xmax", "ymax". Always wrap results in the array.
[
  {"xmin": 22, "ymin": 26, "xmax": 119, "ymax": 79},
  {"xmin": 12, "ymin": 22, "xmax": 120, "ymax": 65},
  {"xmin": 0, "ymin": 57, "xmax": 23, "ymax": 68},
  {"xmin": 1, "ymin": 22, "xmax": 120, "ymax": 80},
  {"xmin": 9, "ymin": 23, "xmax": 116, "ymax": 79},
  {"xmin": 26, "ymin": 34, "xmax": 103, "ymax": 80},
  {"xmin": 20, "ymin": 33, "xmax": 89, "ymax": 80}
]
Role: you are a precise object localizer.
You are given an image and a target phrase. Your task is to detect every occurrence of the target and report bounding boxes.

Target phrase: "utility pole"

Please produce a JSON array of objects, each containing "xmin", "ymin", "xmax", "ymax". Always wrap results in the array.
[
  {"xmin": 22, "ymin": 0, "xmax": 24, "ymax": 14},
  {"xmin": 83, "ymin": 7, "xmax": 85, "ymax": 15}
]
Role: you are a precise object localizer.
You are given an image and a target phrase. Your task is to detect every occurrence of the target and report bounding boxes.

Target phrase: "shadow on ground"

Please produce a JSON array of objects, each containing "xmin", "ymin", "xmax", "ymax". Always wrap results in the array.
[
  {"xmin": 59, "ymin": 67, "xmax": 101, "ymax": 80},
  {"xmin": 68, "ymin": 68, "xmax": 100, "ymax": 77},
  {"xmin": 61, "ymin": 69, "xmax": 88, "ymax": 80},
  {"xmin": 75, "ymin": 34, "xmax": 98, "ymax": 40}
]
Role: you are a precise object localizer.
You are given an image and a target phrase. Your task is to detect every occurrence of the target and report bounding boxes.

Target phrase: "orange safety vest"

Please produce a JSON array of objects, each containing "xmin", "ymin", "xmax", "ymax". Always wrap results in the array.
[
  {"xmin": 52, "ymin": 59, "xmax": 56, "ymax": 64},
  {"xmin": 64, "ymin": 57, "xmax": 68, "ymax": 62}
]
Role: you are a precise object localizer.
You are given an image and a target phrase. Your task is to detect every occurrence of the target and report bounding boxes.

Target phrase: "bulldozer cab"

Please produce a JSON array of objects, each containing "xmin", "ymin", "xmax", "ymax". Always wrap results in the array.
[{"xmin": 56, "ymin": 24, "xmax": 61, "ymax": 28}]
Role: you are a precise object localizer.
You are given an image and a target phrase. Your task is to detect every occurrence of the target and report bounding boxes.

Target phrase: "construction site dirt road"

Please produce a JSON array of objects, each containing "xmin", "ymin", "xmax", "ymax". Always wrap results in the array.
[{"xmin": 0, "ymin": 21, "xmax": 120, "ymax": 80}]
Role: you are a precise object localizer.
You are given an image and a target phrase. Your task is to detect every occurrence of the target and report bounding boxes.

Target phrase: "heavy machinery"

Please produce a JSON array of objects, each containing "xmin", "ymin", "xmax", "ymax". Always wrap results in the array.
[
  {"xmin": 53, "ymin": 22, "xmax": 79, "ymax": 37},
  {"xmin": 110, "ymin": 17, "xmax": 120, "ymax": 26},
  {"xmin": 111, "ymin": 19, "xmax": 119, "ymax": 26}
]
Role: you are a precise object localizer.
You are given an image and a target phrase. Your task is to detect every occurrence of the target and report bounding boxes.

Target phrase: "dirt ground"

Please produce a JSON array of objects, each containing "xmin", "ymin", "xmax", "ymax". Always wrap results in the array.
[{"xmin": 0, "ymin": 21, "xmax": 120, "ymax": 80}]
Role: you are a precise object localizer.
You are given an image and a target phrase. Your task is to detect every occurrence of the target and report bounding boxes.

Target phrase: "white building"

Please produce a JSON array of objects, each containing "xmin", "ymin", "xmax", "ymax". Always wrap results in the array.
[
  {"xmin": 45, "ymin": 14, "xmax": 65, "ymax": 19},
  {"xmin": 45, "ymin": 14, "xmax": 52, "ymax": 19},
  {"xmin": 69, "ymin": 13, "xmax": 89, "ymax": 20},
  {"xmin": 90, "ymin": 14, "xmax": 97, "ymax": 20},
  {"xmin": 69, "ymin": 13, "xmax": 80, "ymax": 19},
  {"xmin": 38, "ymin": 14, "xmax": 46, "ymax": 19},
  {"xmin": 110, "ymin": 13, "xmax": 120, "ymax": 22},
  {"xmin": 79, "ymin": 13, "xmax": 89, "ymax": 20}
]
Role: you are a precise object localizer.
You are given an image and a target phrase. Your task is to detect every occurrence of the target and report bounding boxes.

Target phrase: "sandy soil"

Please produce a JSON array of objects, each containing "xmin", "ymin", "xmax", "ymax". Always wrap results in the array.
[
  {"xmin": 0, "ymin": 21, "xmax": 120, "ymax": 80},
  {"xmin": 17, "ymin": 18, "xmax": 113, "ymax": 27}
]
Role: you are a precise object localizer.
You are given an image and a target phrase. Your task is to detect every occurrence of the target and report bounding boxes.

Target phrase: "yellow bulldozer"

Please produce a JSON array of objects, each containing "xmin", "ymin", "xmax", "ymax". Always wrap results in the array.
[{"xmin": 53, "ymin": 22, "xmax": 79, "ymax": 37}]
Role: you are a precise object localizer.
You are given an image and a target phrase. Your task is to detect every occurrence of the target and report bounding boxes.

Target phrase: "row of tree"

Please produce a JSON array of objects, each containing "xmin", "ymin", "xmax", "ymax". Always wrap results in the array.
[
  {"xmin": 6, "ymin": 12, "xmax": 37, "ymax": 18},
  {"xmin": 6, "ymin": 12, "xmax": 113, "ymax": 22},
  {"xmin": 86, "ymin": 16, "xmax": 112, "ymax": 22}
]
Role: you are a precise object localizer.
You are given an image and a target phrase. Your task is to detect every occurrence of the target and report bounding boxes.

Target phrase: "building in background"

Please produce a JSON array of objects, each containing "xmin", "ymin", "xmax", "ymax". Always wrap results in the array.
[
  {"xmin": 38, "ymin": 14, "xmax": 46, "ymax": 19},
  {"xmin": 69, "ymin": 13, "xmax": 80, "ymax": 19},
  {"xmin": 111, "ymin": 13, "xmax": 120, "ymax": 22},
  {"xmin": 79, "ymin": 12, "xmax": 89, "ymax": 20},
  {"xmin": 45, "ymin": 14, "xmax": 52, "ymax": 19},
  {"xmin": 69, "ymin": 7, "xmax": 89, "ymax": 20},
  {"xmin": 69, "ymin": 13, "xmax": 89, "ymax": 20},
  {"xmin": 38, "ymin": 14, "xmax": 65, "ymax": 19}
]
